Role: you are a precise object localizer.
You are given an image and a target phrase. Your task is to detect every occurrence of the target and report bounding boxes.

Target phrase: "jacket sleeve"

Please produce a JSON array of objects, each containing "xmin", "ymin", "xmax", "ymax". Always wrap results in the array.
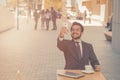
[
  {"xmin": 89, "ymin": 44, "xmax": 100, "ymax": 69},
  {"xmin": 57, "ymin": 38, "xmax": 68, "ymax": 52}
]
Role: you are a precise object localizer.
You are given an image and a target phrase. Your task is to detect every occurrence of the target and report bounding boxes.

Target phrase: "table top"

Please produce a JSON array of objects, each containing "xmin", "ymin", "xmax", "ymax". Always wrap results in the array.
[{"xmin": 57, "ymin": 70, "xmax": 106, "ymax": 80}]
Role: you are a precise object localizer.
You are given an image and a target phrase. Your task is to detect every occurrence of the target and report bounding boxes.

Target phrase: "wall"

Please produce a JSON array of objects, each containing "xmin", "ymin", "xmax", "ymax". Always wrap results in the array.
[
  {"xmin": 104, "ymin": 0, "xmax": 112, "ymax": 23},
  {"xmin": 0, "ymin": 5, "xmax": 14, "ymax": 32},
  {"xmin": 91, "ymin": 0, "xmax": 100, "ymax": 15}
]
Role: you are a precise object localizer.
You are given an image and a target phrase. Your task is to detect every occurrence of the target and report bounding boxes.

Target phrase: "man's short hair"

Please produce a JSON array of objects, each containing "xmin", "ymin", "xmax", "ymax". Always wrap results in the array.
[{"xmin": 71, "ymin": 22, "xmax": 84, "ymax": 32}]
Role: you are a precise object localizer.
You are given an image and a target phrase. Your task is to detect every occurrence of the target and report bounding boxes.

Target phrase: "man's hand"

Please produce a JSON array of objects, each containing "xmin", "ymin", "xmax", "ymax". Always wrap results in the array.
[
  {"xmin": 59, "ymin": 26, "xmax": 69, "ymax": 38},
  {"xmin": 95, "ymin": 65, "xmax": 101, "ymax": 71}
]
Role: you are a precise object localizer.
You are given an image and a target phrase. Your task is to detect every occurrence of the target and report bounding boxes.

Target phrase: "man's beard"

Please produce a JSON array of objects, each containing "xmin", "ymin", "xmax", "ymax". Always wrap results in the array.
[
  {"xmin": 73, "ymin": 36, "xmax": 80, "ymax": 40},
  {"xmin": 71, "ymin": 33, "xmax": 81, "ymax": 40}
]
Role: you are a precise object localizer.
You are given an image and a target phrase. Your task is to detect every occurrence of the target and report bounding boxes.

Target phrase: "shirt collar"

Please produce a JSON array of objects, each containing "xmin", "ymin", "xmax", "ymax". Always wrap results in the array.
[{"xmin": 74, "ymin": 39, "xmax": 82, "ymax": 43}]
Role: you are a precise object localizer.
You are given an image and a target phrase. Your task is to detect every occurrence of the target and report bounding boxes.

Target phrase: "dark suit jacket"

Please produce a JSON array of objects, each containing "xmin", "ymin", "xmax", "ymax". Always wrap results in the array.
[{"xmin": 57, "ymin": 38, "xmax": 100, "ymax": 70}]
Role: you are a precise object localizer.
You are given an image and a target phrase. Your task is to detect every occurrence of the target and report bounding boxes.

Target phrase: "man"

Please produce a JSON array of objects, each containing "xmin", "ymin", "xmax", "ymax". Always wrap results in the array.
[
  {"xmin": 83, "ymin": 10, "xmax": 87, "ymax": 24},
  {"xmin": 57, "ymin": 22, "xmax": 101, "ymax": 71},
  {"xmin": 51, "ymin": 7, "xmax": 57, "ymax": 30},
  {"xmin": 33, "ymin": 9, "xmax": 39, "ymax": 30},
  {"xmin": 45, "ymin": 9, "xmax": 51, "ymax": 30},
  {"xmin": 40, "ymin": 9, "xmax": 45, "ymax": 30}
]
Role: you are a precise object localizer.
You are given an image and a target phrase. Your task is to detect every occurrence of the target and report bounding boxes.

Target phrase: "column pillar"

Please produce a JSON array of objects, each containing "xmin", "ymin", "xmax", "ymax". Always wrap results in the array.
[{"xmin": 112, "ymin": 0, "xmax": 120, "ymax": 53}]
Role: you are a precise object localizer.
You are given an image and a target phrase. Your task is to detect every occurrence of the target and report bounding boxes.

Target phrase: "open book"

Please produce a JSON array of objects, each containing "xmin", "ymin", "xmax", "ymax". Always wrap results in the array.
[{"xmin": 58, "ymin": 71, "xmax": 85, "ymax": 79}]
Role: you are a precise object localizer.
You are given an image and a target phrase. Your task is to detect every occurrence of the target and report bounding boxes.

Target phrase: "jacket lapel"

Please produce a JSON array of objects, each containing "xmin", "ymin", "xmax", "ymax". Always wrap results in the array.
[{"xmin": 81, "ymin": 41, "xmax": 87, "ymax": 59}]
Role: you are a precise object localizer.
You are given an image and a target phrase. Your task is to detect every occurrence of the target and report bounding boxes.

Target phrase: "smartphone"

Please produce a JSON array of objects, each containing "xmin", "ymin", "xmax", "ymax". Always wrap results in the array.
[
  {"xmin": 63, "ymin": 22, "xmax": 68, "ymax": 29},
  {"xmin": 62, "ymin": 22, "xmax": 70, "ymax": 39}
]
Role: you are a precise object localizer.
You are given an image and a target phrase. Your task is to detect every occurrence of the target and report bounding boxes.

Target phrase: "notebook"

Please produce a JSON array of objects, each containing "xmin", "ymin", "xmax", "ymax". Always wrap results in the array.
[{"xmin": 58, "ymin": 71, "xmax": 85, "ymax": 79}]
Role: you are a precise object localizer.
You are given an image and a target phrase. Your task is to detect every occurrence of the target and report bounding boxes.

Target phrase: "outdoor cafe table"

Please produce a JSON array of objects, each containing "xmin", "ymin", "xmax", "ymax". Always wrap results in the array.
[{"xmin": 57, "ymin": 70, "xmax": 106, "ymax": 80}]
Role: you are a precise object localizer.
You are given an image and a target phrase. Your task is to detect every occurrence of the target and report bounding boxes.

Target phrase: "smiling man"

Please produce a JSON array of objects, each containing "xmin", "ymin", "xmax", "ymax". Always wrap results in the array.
[{"xmin": 57, "ymin": 22, "xmax": 101, "ymax": 71}]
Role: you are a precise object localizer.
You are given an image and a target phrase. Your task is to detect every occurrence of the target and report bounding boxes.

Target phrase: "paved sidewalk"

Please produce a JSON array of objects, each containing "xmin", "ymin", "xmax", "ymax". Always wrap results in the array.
[{"xmin": 0, "ymin": 19, "xmax": 120, "ymax": 80}]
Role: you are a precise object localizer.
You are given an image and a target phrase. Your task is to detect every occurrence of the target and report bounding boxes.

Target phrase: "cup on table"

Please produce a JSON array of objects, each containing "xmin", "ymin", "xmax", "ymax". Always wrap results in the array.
[{"xmin": 85, "ymin": 65, "xmax": 93, "ymax": 71}]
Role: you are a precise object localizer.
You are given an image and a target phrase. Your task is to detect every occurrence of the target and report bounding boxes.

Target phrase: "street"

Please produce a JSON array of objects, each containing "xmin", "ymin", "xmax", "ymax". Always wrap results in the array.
[{"xmin": 0, "ymin": 18, "xmax": 120, "ymax": 80}]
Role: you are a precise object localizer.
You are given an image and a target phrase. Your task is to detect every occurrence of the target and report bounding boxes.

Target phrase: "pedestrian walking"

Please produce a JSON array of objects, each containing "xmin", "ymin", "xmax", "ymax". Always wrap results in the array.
[
  {"xmin": 40, "ymin": 9, "xmax": 45, "ymax": 30},
  {"xmin": 33, "ymin": 9, "xmax": 40, "ymax": 30},
  {"xmin": 45, "ymin": 9, "xmax": 51, "ymax": 30},
  {"xmin": 83, "ymin": 10, "xmax": 87, "ymax": 24},
  {"xmin": 51, "ymin": 7, "xmax": 57, "ymax": 30}
]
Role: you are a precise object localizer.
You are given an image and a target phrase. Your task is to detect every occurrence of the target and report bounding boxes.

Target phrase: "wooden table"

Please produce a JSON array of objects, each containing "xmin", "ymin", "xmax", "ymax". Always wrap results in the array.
[{"xmin": 57, "ymin": 70, "xmax": 106, "ymax": 80}]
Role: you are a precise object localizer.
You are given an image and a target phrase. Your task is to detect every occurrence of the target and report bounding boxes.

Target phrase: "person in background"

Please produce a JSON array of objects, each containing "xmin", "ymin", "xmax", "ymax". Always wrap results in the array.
[
  {"xmin": 88, "ymin": 11, "xmax": 92, "ymax": 24},
  {"xmin": 51, "ymin": 7, "xmax": 57, "ymax": 30},
  {"xmin": 106, "ymin": 15, "xmax": 113, "ymax": 31},
  {"xmin": 45, "ymin": 9, "xmax": 51, "ymax": 30},
  {"xmin": 33, "ymin": 9, "xmax": 40, "ymax": 30},
  {"xmin": 83, "ymin": 10, "xmax": 87, "ymax": 24},
  {"xmin": 40, "ymin": 9, "xmax": 45, "ymax": 30}
]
